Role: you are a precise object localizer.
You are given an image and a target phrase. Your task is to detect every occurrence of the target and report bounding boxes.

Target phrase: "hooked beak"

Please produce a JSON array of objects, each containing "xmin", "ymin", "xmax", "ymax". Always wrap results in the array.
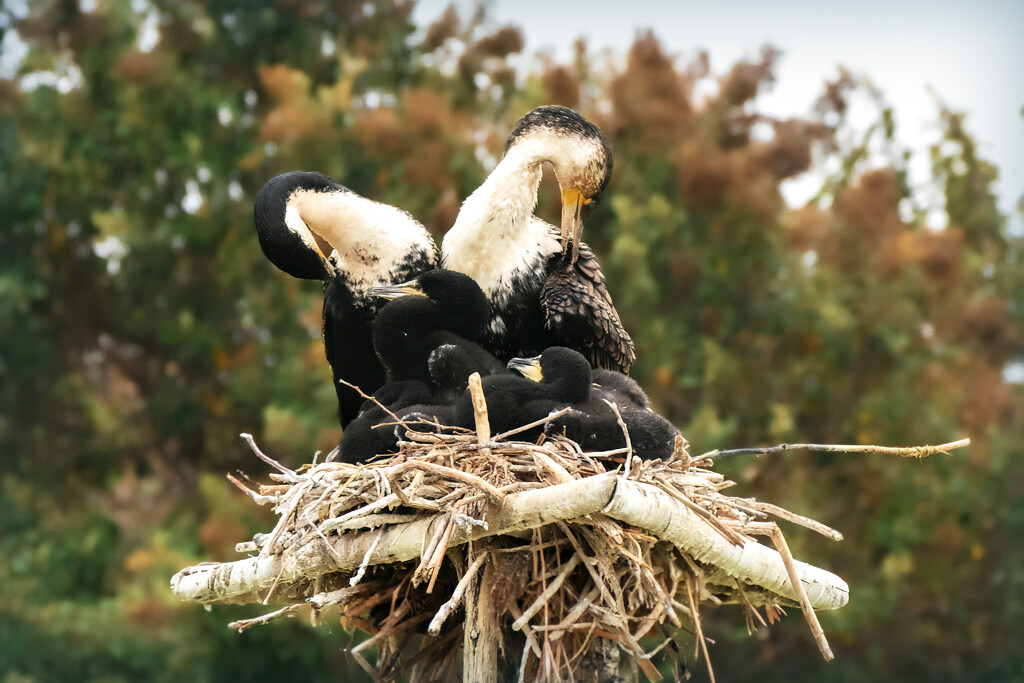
[
  {"xmin": 366, "ymin": 280, "xmax": 427, "ymax": 300},
  {"xmin": 507, "ymin": 355, "xmax": 544, "ymax": 382},
  {"xmin": 560, "ymin": 187, "xmax": 585, "ymax": 264}
]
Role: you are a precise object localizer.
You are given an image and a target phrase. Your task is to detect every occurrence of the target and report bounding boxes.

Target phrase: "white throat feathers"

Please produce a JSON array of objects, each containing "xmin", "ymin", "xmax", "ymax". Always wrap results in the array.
[
  {"xmin": 441, "ymin": 129, "xmax": 600, "ymax": 295},
  {"xmin": 285, "ymin": 189, "xmax": 437, "ymax": 289}
]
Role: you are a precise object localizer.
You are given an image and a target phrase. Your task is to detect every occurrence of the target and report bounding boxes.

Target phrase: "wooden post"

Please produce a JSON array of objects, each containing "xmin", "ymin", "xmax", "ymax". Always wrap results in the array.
[{"xmin": 462, "ymin": 541, "xmax": 525, "ymax": 682}]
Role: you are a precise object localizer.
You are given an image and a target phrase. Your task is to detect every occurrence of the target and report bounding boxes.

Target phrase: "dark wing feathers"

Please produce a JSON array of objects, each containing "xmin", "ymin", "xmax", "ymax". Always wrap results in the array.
[{"xmin": 541, "ymin": 242, "xmax": 636, "ymax": 372}]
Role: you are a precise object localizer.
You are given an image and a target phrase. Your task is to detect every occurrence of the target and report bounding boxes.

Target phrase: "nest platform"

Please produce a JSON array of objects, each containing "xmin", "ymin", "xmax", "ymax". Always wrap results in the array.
[{"xmin": 171, "ymin": 379, "xmax": 852, "ymax": 681}]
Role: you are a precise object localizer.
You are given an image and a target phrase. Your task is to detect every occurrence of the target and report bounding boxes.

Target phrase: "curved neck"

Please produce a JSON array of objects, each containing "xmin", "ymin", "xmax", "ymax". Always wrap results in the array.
[
  {"xmin": 453, "ymin": 145, "xmax": 546, "ymax": 239},
  {"xmin": 288, "ymin": 190, "xmax": 437, "ymax": 288}
]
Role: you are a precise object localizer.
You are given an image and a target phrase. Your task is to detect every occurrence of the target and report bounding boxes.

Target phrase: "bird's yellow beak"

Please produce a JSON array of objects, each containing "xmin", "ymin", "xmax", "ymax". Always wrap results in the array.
[
  {"xmin": 560, "ymin": 187, "xmax": 586, "ymax": 263},
  {"xmin": 507, "ymin": 355, "xmax": 544, "ymax": 382},
  {"xmin": 366, "ymin": 280, "xmax": 426, "ymax": 300}
]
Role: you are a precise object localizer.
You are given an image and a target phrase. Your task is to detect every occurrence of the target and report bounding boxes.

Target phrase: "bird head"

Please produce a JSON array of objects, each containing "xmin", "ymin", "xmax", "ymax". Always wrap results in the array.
[
  {"xmin": 367, "ymin": 270, "xmax": 489, "ymax": 339},
  {"xmin": 254, "ymin": 171, "xmax": 341, "ymax": 280},
  {"xmin": 505, "ymin": 106, "xmax": 612, "ymax": 262},
  {"xmin": 507, "ymin": 346, "xmax": 592, "ymax": 390}
]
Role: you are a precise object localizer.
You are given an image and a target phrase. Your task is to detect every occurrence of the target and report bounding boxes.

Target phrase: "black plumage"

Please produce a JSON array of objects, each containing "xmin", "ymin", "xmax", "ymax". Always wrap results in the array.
[
  {"xmin": 368, "ymin": 269, "xmax": 507, "ymax": 400},
  {"xmin": 332, "ymin": 380, "xmax": 433, "ymax": 464},
  {"xmin": 331, "ymin": 270, "xmax": 505, "ymax": 464},
  {"xmin": 503, "ymin": 347, "xmax": 680, "ymax": 460},
  {"xmin": 452, "ymin": 346, "xmax": 592, "ymax": 438},
  {"xmin": 254, "ymin": 170, "xmax": 438, "ymax": 427}
]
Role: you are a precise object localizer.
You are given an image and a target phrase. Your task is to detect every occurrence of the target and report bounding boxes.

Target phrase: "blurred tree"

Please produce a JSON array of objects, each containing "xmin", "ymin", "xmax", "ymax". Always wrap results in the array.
[{"xmin": 1, "ymin": 1, "xmax": 1020, "ymax": 681}]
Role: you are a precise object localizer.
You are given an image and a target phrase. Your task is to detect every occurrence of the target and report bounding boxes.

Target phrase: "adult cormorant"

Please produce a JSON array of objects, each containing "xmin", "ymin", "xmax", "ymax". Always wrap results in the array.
[
  {"xmin": 254, "ymin": 170, "xmax": 438, "ymax": 426},
  {"xmin": 441, "ymin": 106, "xmax": 636, "ymax": 372}
]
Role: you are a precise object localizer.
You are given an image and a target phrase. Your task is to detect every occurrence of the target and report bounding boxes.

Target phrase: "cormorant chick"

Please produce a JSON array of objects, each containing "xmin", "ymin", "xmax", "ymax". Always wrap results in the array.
[
  {"xmin": 331, "ymin": 380, "xmax": 433, "ymax": 464},
  {"xmin": 507, "ymin": 347, "xmax": 680, "ymax": 460},
  {"xmin": 367, "ymin": 269, "xmax": 507, "ymax": 400},
  {"xmin": 330, "ymin": 271, "xmax": 504, "ymax": 464},
  {"xmin": 451, "ymin": 346, "xmax": 592, "ymax": 438}
]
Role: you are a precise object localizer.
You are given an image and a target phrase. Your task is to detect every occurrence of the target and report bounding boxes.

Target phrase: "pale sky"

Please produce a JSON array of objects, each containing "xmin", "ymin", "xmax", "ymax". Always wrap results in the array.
[{"xmin": 414, "ymin": 0, "xmax": 1024, "ymax": 234}]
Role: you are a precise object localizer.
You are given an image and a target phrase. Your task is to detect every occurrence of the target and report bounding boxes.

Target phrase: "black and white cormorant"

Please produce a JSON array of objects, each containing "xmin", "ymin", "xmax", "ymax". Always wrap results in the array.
[
  {"xmin": 441, "ymin": 106, "xmax": 636, "ymax": 372},
  {"xmin": 254, "ymin": 170, "xmax": 438, "ymax": 427},
  {"xmin": 508, "ymin": 347, "xmax": 680, "ymax": 460}
]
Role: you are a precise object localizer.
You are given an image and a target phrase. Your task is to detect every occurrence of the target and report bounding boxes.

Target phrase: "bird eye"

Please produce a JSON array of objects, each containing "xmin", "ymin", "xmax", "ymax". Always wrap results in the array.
[{"xmin": 583, "ymin": 198, "xmax": 596, "ymax": 208}]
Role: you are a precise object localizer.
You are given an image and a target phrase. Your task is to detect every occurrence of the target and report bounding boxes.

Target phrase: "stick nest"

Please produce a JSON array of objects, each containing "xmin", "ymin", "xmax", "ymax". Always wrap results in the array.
[{"xmin": 176, "ymin": 385, "xmax": 857, "ymax": 683}]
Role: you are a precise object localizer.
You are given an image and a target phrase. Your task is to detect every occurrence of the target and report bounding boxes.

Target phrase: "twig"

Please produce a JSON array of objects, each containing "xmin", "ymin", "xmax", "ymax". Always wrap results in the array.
[
  {"xmin": 389, "ymin": 460, "xmax": 505, "ymax": 503},
  {"xmin": 603, "ymin": 400, "xmax": 633, "ymax": 477},
  {"xmin": 686, "ymin": 576, "xmax": 715, "ymax": 683},
  {"xmin": 746, "ymin": 522, "xmax": 834, "ymax": 661},
  {"xmin": 492, "ymin": 406, "xmax": 573, "ymax": 441},
  {"xmin": 701, "ymin": 438, "xmax": 970, "ymax": 461},
  {"xmin": 239, "ymin": 433, "xmax": 301, "ymax": 482},
  {"xmin": 228, "ymin": 604, "xmax": 301, "ymax": 633},
  {"xmin": 349, "ymin": 531, "xmax": 383, "ymax": 587},
  {"xmin": 468, "ymin": 373, "xmax": 492, "ymax": 458},
  {"xmin": 744, "ymin": 500, "xmax": 844, "ymax": 541},
  {"xmin": 337, "ymin": 378, "xmax": 404, "ymax": 428},
  {"xmin": 427, "ymin": 551, "xmax": 489, "ymax": 635},
  {"xmin": 226, "ymin": 473, "xmax": 277, "ymax": 506},
  {"xmin": 512, "ymin": 554, "xmax": 582, "ymax": 630}
]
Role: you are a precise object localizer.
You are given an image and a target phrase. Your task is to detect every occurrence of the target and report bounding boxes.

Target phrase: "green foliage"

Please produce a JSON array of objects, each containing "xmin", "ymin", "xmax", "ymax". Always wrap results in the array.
[{"xmin": 1, "ymin": 2, "xmax": 1021, "ymax": 681}]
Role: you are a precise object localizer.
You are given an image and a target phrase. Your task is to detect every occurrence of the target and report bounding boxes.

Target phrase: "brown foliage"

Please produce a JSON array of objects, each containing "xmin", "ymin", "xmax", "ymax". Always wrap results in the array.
[
  {"xmin": 915, "ymin": 227, "xmax": 964, "ymax": 289},
  {"xmin": 430, "ymin": 186, "xmax": 462, "ymax": 232},
  {"xmin": 719, "ymin": 47, "xmax": 780, "ymax": 107},
  {"xmin": 112, "ymin": 49, "xmax": 165, "ymax": 85},
  {"xmin": 785, "ymin": 206, "xmax": 829, "ymax": 251},
  {"xmin": 541, "ymin": 65, "xmax": 580, "ymax": 108},
  {"xmin": 758, "ymin": 118, "xmax": 833, "ymax": 180},
  {"xmin": 955, "ymin": 295, "xmax": 1018, "ymax": 366},
  {"xmin": 959, "ymin": 360, "xmax": 1017, "ymax": 437},
  {"xmin": 423, "ymin": 3, "xmax": 461, "ymax": 51},
  {"xmin": 458, "ymin": 26, "xmax": 524, "ymax": 80},
  {"xmin": 352, "ymin": 107, "xmax": 406, "ymax": 156},
  {"xmin": 608, "ymin": 31, "xmax": 692, "ymax": 150}
]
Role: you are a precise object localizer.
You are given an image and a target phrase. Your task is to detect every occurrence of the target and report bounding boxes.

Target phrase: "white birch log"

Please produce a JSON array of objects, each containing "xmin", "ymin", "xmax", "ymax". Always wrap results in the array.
[{"xmin": 171, "ymin": 472, "xmax": 848, "ymax": 611}]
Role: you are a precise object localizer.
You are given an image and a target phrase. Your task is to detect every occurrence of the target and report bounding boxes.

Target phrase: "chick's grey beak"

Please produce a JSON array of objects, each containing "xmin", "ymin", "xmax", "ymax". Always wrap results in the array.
[{"xmin": 366, "ymin": 281, "xmax": 426, "ymax": 300}]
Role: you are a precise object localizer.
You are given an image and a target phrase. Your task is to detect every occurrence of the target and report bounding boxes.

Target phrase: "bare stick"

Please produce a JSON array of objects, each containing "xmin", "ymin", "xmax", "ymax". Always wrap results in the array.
[
  {"xmin": 389, "ymin": 460, "xmax": 505, "ymax": 503},
  {"xmin": 746, "ymin": 522, "xmax": 834, "ymax": 661},
  {"xmin": 686, "ymin": 576, "xmax": 715, "ymax": 683},
  {"xmin": 603, "ymin": 400, "xmax": 633, "ymax": 477},
  {"xmin": 744, "ymin": 500, "xmax": 844, "ymax": 541},
  {"xmin": 239, "ymin": 433, "xmax": 301, "ymax": 481},
  {"xmin": 228, "ymin": 604, "xmax": 300, "ymax": 633},
  {"xmin": 492, "ymin": 406, "xmax": 573, "ymax": 441},
  {"xmin": 427, "ymin": 550, "xmax": 489, "ymax": 635},
  {"xmin": 337, "ymin": 378, "xmax": 404, "ymax": 427},
  {"xmin": 467, "ymin": 372, "xmax": 492, "ymax": 458},
  {"xmin": 226, "ymin": 473, "xmax": 277, "ymax": 506},
  {"xmin": 512, "ymin": 554, "xmax": 582, "ymax": 631},
  {"xmin": 349, "ymin": 531, "xmax": 383, "ymax": 587},
  {"xmin": 701, "ymin": 437, "xmax": 970, "ymax": 461}
]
